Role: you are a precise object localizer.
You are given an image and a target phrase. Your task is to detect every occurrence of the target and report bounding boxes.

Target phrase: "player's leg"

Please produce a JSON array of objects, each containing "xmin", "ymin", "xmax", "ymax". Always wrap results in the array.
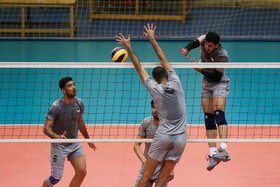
[
  {"xmin": 202, "ymin": 96, "xmax": 220, "ymax": 171},
  {"xmin": 137, "ymin": 156, "xmax": 159, "ymax": 187},
  {"xmin": 43, "ymin": 144, "xmax": 66, "ymax": 187},
  {"xmin": 67, "ymin": 143, "xmax": 87, "ymax": 187},
  {"xmin": 213, "ymin": 95, "xmax": 228, "ymax": 139},
  {"xmin": 212, "ymin": 81, "xmax": 231, "ymax": 162},
  {"xmin": 155, "ymin": 160, "xmax": 177, "ymax": 187},
  {"xmin": 135, "ymin": 164, "xmax": 156, "ymax": 187},
  {"xmin": 155, "ymin": 132, "xmax": 186, "ymax": 186},
  {"xmin": 202, "ymin": 97, "xmax": 217, "ymax": 147},
  {"xmin": 69, "ymin": 156, "xmax": 87, "ymax": 187}
]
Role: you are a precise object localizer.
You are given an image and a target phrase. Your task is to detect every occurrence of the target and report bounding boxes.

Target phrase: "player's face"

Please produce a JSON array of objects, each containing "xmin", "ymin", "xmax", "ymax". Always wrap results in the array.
[
  {"xmin": 204, "ymin": 41, "xmax": 218, "ymax": 54},
  {"xmin": 152, "ymin": 104, "xmax": 158, "ymax": 119},
  {"xmin": 63, "ymin": 81, "xmax": 76, "ymax": 97}
]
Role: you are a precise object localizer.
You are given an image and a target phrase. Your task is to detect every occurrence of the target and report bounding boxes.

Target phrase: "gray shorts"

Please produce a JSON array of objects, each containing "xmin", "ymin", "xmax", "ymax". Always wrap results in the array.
[
  {"xmin": 135, "ymin": 163, "xmax": 166, "ymax": 187},
  {"xmin": 148, "ymin": 132, "xmax": 187, "ymax": 162},
  {"xmin": 50, "ymin": 143, "xmax": 85, "ymax": 166},
  {"xmin": 201, "ymin": 79, "xmax": 230, "ymax": 98}
]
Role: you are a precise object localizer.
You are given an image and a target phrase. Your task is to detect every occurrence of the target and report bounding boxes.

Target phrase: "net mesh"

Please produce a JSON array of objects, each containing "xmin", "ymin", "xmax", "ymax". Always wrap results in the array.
[
  {"xmin": 0, "ymin": 62, "xmax": 279, "ymax": 142},
  {"xmin": 0, "ymin": 0, "xmax": 279, "ymax": 40}
]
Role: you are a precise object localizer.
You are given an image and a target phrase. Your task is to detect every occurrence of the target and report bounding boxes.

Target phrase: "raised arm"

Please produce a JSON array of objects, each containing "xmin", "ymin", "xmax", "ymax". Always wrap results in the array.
[
  {"xmin": 116, "ymin": 33, "xmax": 149, "ymax": 85},
  {"xmin": 144, "ymin": 23, "xmax": 173, "ymax": 71},
  {"xmin": 180, "ymin": 37, "xmax": 202, "ymax": 60}
]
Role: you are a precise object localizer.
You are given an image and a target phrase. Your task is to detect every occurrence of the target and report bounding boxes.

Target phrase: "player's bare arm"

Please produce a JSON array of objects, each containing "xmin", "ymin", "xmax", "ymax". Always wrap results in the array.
[
  {"xmin": 43, "ymin": 118, "xmax": 66, "ymax": 139},
  {"xmin": 116, "ymin": 33, "xmax": 148, "ymax": 85},
  {"xmin": 144, "ymin": 23, "xmax": 174, "ymax": 71},
  {"xmin": 78, "ymin": 115, "xmax": 97, "ymax": 150},
  {"xmin": 134, "ymin": 136, "xmax": 147, "ymax": 165}
]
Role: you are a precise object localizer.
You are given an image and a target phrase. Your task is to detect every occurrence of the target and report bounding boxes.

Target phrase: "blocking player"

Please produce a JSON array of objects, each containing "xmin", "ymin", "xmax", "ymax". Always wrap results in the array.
[
  {"xmin": 42, "ymin": 77, "xmax": 97, "ymax": 187},
  {"xmin": 117, "ymin": 23, "xmax": 187, "ymax": 187},
  {"xmin": 134, "ymin": 100, "xmax": 174, "ymax": 187},
  {"xmin": 180, "ymin": 32, "xmax": 231, "ymax": 171}
]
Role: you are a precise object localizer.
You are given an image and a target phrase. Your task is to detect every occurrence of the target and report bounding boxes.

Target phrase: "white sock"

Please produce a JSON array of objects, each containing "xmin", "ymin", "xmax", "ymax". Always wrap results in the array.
[
  {"xmin": 220, "ymin": 142, "xmax": 227, "ymax": 151},
  {"xmin": 209, "ymin": 147, "xmax": 217, "ymax": 156}
]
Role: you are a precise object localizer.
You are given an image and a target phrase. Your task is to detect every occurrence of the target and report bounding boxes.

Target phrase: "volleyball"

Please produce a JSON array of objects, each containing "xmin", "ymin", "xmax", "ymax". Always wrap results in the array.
[{"xmin": 111, "ymin": 47, "xmax": 128, "ymax": 63}]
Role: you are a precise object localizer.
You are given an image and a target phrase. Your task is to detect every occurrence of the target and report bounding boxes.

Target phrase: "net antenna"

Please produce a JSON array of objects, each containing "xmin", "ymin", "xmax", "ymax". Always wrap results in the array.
[{"xmin": 0, "ymin": 62, "xmax": 280, "ymax": 143}]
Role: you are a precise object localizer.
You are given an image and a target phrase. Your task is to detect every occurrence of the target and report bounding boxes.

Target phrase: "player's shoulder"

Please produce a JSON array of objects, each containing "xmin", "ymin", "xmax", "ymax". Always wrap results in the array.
[
  {"xmin": 51, "ymin": 98, "xmax": 62, "ymax": 107},
  {"xmin": 141, "ymin": 116, "xmax": 153, "ymax": 128},
  {"xmin": 74, "ymin": 97, "xmax": 84, "ymax": 104},
  {"xmin": 216, "ymin": 46, "xmax": 228, "ymax": 57}
]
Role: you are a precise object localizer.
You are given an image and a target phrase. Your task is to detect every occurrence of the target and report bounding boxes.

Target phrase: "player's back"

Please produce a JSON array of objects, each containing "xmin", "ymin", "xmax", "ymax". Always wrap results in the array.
[{"xmin": 145, "ymin": 70, "xmax": 187, "ymax": 135}]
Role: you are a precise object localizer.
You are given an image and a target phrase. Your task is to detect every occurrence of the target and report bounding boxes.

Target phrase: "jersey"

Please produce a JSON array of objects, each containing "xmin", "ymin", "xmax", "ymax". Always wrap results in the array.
[
  {"xmin": 198, "ymin": 35, "xmax": 230, "ymax": 84},
  {"xmin": 144, "ymin": 70, "xmax": 187, "ymax": 135},
  {"xmin": 45, "ymin": 97, "xmax": 85, "ymax": 139},
  {"xmin": 138, "ymin": 116, "xmax": 159, "ymax": 157}
]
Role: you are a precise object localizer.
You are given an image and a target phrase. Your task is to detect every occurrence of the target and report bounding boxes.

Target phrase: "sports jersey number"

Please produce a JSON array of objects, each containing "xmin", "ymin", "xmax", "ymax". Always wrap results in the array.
[{"xmin": 53, "ymin": 155, "xmax": 57, "ymax": 162}]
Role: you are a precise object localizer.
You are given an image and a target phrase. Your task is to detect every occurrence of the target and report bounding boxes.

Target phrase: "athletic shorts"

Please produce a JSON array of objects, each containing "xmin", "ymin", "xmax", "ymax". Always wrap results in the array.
[
  {"xmin": 50, "ymin": 143, "xmax": 85, "ymax": 166},
  {"xmin": 148, "ymin": 132, "xmax": 187, "ymax": 162},
  {"xmin": 201, "ymin": 79, "xmax": 230, "ymax": 98},
  {"xmin": 134, "ymin": 163, "xmax": 166, "ymax": 187}
]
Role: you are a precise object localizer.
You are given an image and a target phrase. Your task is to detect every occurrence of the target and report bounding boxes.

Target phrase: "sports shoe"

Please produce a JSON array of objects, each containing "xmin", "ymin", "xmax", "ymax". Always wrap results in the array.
[
  {"xmin": 213, "ymin": 148, "xmax": 231, "ymax": 162},
  {"xmin": 207, "ymin": 155, "xmax": 220, "ymax": 171}
]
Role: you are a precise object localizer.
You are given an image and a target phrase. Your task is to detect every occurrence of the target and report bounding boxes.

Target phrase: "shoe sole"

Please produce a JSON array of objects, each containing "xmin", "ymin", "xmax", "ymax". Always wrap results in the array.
[
  {"xmin": 213, "ymin": 157, "xmax": 231, "ymax": 162},
  {"xmin": 207, "ymin": 161, "xmax": 220, "ymax": 171}
]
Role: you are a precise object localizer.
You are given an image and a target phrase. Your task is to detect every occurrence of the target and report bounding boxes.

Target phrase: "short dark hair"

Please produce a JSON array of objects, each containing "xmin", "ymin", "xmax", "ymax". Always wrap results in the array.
[
  {"xmin": 59, "ymin": 77, "xmax": 73, "ymax": 89},
  {"xmin": 205, "ymin": 32, "xmax": 220, "ymax": 45},
  {"xmin": 151, "ymin": 100, "xmax": 154, "ymax": 107},
  {"xmin": 152, "ymin": 66, "xmax": 167, "ymax": 83}
]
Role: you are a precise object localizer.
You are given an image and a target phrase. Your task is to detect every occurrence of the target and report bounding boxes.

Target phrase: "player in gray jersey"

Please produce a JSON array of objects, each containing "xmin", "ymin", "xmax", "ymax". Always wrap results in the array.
[
  {"xmin": 134, "ymin": 100, "xmax": 174, "ymax": 187},
  {"xmin": 180, "ymin": 32, "xmax": 231, "ymax": 171},
  {"xmin": 116, "ymin": 23, "xmax": 187, "ymax": 187},
  {"xmin": 42, "ymin": 77, "xmax": 97, "ymax": 187}
]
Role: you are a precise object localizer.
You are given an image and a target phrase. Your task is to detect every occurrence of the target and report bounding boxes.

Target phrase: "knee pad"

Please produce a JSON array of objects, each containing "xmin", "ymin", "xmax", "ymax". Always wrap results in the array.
[
  {"xmin": 204, "ymin": 113, "xmax": 217, "ymax": 130},
  {"xmin": 214, "ymin": 110, "xmax": 228, "ymax": 126},
  {"xmin": 45, "ymin": 166, "xmax": 64, "ymax": 186}
]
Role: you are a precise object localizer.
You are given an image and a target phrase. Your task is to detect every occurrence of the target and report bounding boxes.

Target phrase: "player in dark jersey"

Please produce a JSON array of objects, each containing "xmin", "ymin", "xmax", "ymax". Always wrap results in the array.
[
  {"xmin": 42, "ymin": 77, "xmax": 96, "ymax": 187},
  {"xmin": 134, "ymin": 100, "xmax": 174, "ymax": 187},
  {"xmin": 117, "ymin": 24, "xmax": 187, "ymax": 187},
  {"xmin": 180, "ymin": 32, "xmax": 231, "ymax": 171}
]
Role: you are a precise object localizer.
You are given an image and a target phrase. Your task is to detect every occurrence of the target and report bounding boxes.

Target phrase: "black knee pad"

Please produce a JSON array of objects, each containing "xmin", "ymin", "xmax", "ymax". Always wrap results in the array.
[
  {"xmin": 204, "ymin": 113, "xmax": 217, "ymax": 130},
  {"xmin": 214, "ymin": 110, "xmax": 228, "ymax": 126}
]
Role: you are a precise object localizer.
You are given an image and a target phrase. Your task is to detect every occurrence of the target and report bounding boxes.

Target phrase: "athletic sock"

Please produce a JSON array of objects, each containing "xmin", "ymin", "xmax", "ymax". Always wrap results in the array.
[
  {"xmin": 209, "ymin": 147, "xmax": 217, "ymax": 156},
  {"xmin": 220, "ymin": 142, "xmax": 227, "ymax": 151}
]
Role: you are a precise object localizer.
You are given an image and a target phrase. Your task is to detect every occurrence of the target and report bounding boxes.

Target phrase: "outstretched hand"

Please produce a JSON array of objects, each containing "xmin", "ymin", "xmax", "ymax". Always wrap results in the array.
[
  {"xmin": 180, "ymin": 47, "xmax": 189, "ymax": 60},
  {"xmin": 88, "ymin": 143, "xmax": 97, "ymax": 151},
  {"xmin": 116, "ymin": 33, "xmax": 131, "ymax": 49},
  {"xmin": 144, "ymin": 23, "xmax": 156, "ymax": 41},
  {"xmin": 190, "ymin": 58, "xmax": 197, "ymax": 63}
]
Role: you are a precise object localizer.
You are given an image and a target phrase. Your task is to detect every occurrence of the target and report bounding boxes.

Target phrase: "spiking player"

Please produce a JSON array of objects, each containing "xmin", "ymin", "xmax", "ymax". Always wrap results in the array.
[
  {"xmin": 180, "ymin": 32, "xmax": 231, "ymax": 171},
  {"xmin": 134, "ymin": 100, "xmax": 174, "ymax": 187},
  {"xmin": 117, "ymin": 23, "xmax": 187, "ymax": 187},
  {"xmin": 42, "ymin": 77, "xmax": 96, "ymax": 187}
]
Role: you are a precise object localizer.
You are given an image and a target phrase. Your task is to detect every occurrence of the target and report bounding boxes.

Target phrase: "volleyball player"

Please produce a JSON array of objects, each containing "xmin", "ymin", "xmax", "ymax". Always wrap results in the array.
[
  {"xmin": 116, "ymin": 23, "xmax": 187, "ymax": 187},
  {"xmin": 134, "ymin": 100, "xmax": 174, "ymax": 187},
  {"xmin": 180, "ymin": 32, "xmax": 231, "ymax": 171},
  {"xmin": 42, "ymin": 77, "xmax": 97, "ymax": 187}
]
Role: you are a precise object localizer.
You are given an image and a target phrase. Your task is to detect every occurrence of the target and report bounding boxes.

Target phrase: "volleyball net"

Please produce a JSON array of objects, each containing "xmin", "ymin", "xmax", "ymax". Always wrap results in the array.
[
  {"xmin": 0, "ymin": 62, "xmax": 279, "ymax": 143},
  {"xmin": 0, "ymin": 0, "xmax": 279, "ymax": 40}
]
